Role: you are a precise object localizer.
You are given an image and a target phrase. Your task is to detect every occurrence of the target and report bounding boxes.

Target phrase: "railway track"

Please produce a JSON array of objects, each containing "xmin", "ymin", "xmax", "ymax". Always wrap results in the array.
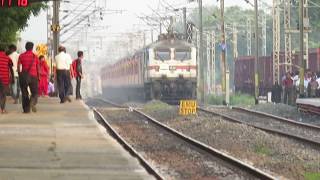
[
  {"xmin": 90, "ymin": 98, "xmax": 275, "ymax": 180},
  {"xmin": 199, "ymin": 106, "xmax": 320, "ymax": 147}
]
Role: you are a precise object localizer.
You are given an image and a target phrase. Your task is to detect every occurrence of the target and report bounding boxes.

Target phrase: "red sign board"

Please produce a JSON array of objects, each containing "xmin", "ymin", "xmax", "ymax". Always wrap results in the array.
[{"xmin": 1, "ymin": 0, "xmax": 28, "ymax": 7}]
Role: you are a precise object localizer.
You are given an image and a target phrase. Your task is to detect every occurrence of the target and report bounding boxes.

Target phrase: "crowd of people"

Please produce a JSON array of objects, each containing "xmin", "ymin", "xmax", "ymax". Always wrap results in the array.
[
  {"xmin": 0, "ymin": 42, "xmax": 83, "ymax": 114},
  {"xmin": 271, "ymin": 70, "xmax": 320, "ymax": 105}
]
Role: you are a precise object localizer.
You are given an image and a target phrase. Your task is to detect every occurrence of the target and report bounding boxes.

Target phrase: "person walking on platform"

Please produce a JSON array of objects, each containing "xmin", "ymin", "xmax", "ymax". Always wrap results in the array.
[
  {"xmin": 73, "ymin": 51, "xmax": 83, "ymax": 100},
  {"xmin": 283, "ymin": 72, "xmax": 293, "ymax": 105},
  {"xmin": 7, "ymin": 44, "xmax": 20, "ymax": 104},
  {"xmin": 0, "ymin": 45, "xmax": 14, "ymax": 114},
  {"xmin": 271, "ymin": 81, "xmax": 282, "ymax": 104},
  {"xmin": 38, "ymin": 55, "xmax": 49, "ymax": 96},
  {"xmin": 307, "ymin": 75, "xmax": 319, "ymax": 98},
  {"xmin": 17, "ymin": 42, "xmax": 40, "ymax": 113},
  {"xmin": 55, "ymin": 46, "xmax": 73, "ymax": 103}
]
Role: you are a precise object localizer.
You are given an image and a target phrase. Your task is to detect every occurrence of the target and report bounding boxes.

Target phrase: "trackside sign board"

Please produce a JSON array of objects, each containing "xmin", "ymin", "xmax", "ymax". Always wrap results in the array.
[{"xmin": 179, "ymin": 100, "xmax": 197, "ymax": 115}]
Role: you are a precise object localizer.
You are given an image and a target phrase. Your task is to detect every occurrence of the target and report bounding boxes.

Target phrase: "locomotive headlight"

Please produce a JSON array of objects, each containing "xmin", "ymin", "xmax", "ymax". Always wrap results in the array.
[{"xmin": 169, "ymin": 66, "xmax": 176, "ymax": 71}]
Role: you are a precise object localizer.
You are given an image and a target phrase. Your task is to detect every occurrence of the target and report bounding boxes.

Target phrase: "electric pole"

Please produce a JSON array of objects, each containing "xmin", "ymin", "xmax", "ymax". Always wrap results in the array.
[
  {"xmin": 247, "ymin": 19, "xmax": 252, "ymax": 56},
  {"xmin": 272, "ymin": 0, "xmax": 280, "ymax": 84},
  {"xmin": 198, "ymin": 0, "xmax": 204, "ymax": 103},
  {"xmin": 220, "ymin": 0, "xmax": 227, "ymax": 104},
  {"xmin": 183, "ymin": 7, "xmax": 187, "ymax": 40},
  {"xmin": 52, "ymin": 0, "xmax": 60, "ymax": 58},
  {"xmin": 254, "ymin": 0, "xmax": 259, "ymax": 104},
  {"xmin": 299, "ymin": 0, "xmax": 305, "ymax": 96}
]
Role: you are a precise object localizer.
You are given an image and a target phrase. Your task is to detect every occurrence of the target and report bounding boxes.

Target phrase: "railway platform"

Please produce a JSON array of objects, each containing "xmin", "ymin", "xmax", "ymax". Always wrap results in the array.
[
  {"xmin": 296, "ymin": 98, "xmax": 320, "ymax": 116},
  {"xmin": 0, "ymin": 97, "xmax": 153, "ymax": 180}
]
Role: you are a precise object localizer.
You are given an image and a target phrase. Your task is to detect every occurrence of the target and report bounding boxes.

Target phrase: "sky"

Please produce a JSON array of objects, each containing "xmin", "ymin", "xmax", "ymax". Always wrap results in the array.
[{"xmin": 21, "ymin": 0, "xmax": 271, "ymax": 44}]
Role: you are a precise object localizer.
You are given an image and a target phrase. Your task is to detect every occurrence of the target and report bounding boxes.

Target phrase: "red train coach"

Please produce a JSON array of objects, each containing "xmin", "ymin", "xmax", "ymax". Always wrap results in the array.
[{"xmin": 235, "ymin": 48, "xmax": 320, "ymax": 95}]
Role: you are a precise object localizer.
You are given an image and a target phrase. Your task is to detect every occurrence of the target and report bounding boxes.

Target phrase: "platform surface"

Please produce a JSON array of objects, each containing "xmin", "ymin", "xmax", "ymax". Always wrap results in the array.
[
  {"xmin": 296, "ymin": 98, "xmax": 320, "ymax": 107},
  {"xmin": 0, "ymin": 97, "xmax": 154, "ymax": 180}
]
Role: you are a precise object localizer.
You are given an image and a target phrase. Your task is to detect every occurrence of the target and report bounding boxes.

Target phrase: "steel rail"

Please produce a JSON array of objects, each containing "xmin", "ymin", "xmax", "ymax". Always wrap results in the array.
[
  {"xmin": 92, "ymin": 98, "xmax": 276, "ymax": 179},
  {"xmin": 198, "ymin": 107, "xmax": 320, "ymax": 147},
  {"xmin": 92, "ymin": 108, "xmax": 164, "ymax": 180},
  {"xmin": 133, "ymin": 109, "xmax": 276, "ymax": 180},
  {"xmin": 232, "ymin": 106, "xmax": 320, "ymax": 130}
]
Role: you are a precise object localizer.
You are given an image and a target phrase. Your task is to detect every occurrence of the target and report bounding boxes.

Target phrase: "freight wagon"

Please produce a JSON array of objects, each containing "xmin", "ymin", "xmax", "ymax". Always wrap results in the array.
[{"xmin": 235, "ymin": 48, "xmax": 320, "ymax": 95}]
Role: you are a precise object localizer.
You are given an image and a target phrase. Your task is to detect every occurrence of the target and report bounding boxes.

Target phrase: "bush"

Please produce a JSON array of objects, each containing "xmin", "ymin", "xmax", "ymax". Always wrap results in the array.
[{"xmin": 207, "ymin": 93, "xmax": 255, "ymax": 106}]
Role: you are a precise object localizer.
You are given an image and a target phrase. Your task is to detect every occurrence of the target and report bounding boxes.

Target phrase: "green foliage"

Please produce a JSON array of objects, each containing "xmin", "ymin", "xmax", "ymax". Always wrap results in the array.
[
  {"xmin": 207, "ymin": 93, "xmax": 255, "ymax": 106},
  {"xmin": 143, "ymin": 100, "xmax": 174, "ymax": 112},
  {"xmin": 304, "ymin": 172, "xmax": 320, "ymax": 180},
  {"xmin": 0, "ymin": 2, "xmax": 46, "ymax": 45},
  {"xmin": 253, "ymin": 142, "xmax": 271, "ymax": 156}
]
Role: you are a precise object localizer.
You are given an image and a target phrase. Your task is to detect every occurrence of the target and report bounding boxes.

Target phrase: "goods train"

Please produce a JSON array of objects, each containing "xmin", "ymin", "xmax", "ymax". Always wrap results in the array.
[
  {"xmin": 100, "ymin": 33, "xmax": 197, "ymax": 102},
  {"xmin": 235, "ymin": 48, "xmax": 320, "ymax": 95}
]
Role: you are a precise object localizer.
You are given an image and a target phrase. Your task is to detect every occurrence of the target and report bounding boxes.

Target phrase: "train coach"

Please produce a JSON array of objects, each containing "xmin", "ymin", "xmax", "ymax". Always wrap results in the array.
[
  {"xmin": 101, "ymin": 34, "xmax": 197, "ymax": 102},
  {"xmin": 235, "ymin": 48, "xmax": 320, "ymax": 95}
]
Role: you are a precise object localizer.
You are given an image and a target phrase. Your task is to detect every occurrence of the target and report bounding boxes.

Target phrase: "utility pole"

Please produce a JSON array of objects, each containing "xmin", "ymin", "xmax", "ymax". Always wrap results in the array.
[
  {"xmin": 52, "ymin": 0, "xmax": 60, "ymax": 58},
  {"xmin": 220, "ymin": 0, "xmax": 227, "ymax": 104},
  {"xmin": 299, "ymin": 0, "xmax": 305, "ymax": 96},
  {"xmin": 211, "ymin": 31, "xmax": 216, "ymax": 94},
  {"xmin": 206, "ymin": 32, "xmax": 211, "ymax": 96},
  {"xmin": 272, "ymin": 0, "xmax": 280, "ymax": 84},
  {"xmin": 47, "ymin": 4, "xmax": 53, "ymax": 75},
  {"xmin": 254, "ymin": 0, "xmax": 259, "ymax": 104},
  {"xmin": 304, "ymin": 0, "xmax": 309, "ymax": 69},
  {"xmin": 247, "ymin": 19, "xmax": 252, "ymax": 56},
  {"xmin": 151, "ymin": 29, "xmax": 154, "ymax": 43},
  {"xmin": 260, "ymin": 1, "xmax": 267, "ymax": 56},
  {"xmin": 198, "ymin": 0, "xmax": 204, "ymax": 103},
  {"xmin": 284, "ymin": 0, "xmax": 292, "ymax": 73},
  {"xmin": 183, "ymin": 7, "xmax": 187, "ymax": 40},
  {"xmin": 232, "ymin": 24, "xmax": 238, "ymax": 60}
]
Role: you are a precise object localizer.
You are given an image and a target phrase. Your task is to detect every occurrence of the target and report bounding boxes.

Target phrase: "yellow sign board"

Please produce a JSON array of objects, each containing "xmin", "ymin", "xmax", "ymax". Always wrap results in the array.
[{"xmin": 179, "ymin": 100, "xmax": 197, "ymax": 115}]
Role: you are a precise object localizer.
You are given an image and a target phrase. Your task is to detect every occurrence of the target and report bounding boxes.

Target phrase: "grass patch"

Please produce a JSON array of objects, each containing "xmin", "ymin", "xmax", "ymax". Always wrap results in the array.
[
  {"xmin": 304, "ymin": 172, "xmax": 320, "ymax": 180},
  {"xmin": 143, "ymin": 100, "xmax": 174, "ymax": 111},
  {"xmin": 207, "ymin": 93, "xmax": 255, "ymax": 106},
  {"xmin": 253, "ymin": 143, "xmax": 271, "ymax": 156}
]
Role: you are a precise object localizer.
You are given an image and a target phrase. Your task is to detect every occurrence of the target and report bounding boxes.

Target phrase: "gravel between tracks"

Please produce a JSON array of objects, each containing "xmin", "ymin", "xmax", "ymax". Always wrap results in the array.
[
  {"xmin": 142, "ymin": 101, "xmax": 320, "ymax": 180},
  {"xmin": 99, "ymin": 108, "xmax": 258, "ymax": 180},
  {"xmin": 206, "ymin": 107, "xmax": 320, "ymax": 144},
  {"xmin": 245, "ymin": 103, "xmax": 320, "ymax": 126}
]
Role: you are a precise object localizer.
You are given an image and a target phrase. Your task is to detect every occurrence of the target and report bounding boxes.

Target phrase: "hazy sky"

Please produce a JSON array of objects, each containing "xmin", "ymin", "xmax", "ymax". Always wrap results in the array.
[{"xmin": 21, "ymin": 0, "xmax": 271, "ymax": 44}]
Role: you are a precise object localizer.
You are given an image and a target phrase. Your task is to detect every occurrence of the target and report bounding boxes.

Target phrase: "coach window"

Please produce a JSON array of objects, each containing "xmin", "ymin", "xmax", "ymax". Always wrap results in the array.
[
  {"xmin": 155, "ymin": 49, "xmax": 171, "ymax": 61},
  {"xmin": 174, "ymin": 48, "xmax": 191, "ymax": 61}
]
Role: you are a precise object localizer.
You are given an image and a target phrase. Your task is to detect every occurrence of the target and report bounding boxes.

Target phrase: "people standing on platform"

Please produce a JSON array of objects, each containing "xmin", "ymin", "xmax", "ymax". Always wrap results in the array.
[
  {"xmin": 7, "ymin": 44, "xmax": 20, "ymax": 104},
  {"xmin": 48, "ymin": 78, "xmax": 55, "ymax": 97},
  {"xmin": 64, "ymin": 48, "xmax": 74, "ymax": 97},
  {"xmin": 307, "ymin": 75, "xmax": 319, "ymax": 98},
  {"xmin": 55, "ymin": 46, "xmax": 73, "ymax": 103},
  {"xmin": 0, "ymin": 45, "xmax": 14, "ymax": 114},
  {"xmin": 271, "ymin": 81, "xmax": 282, "ymax": 104},
  {"xmin": 73, "ymin": 51, "xmax": 83, "ymax": 100},
  {"xmin": 17, "ymin": 42, "xmax": 40, "ymax": 113},
  {"xmin": 316, "ymin": 72, "xmax": 320, "ymax": 97},
  {"xmin": 292, "ymin": 71, "xmax": 299, "ymax": 103},
  {"xmin": 283, "ymin": 72, "xmax": 293, "ymax": 105},
  {"xmin": 38, "ymin": 55, "xmax": 49, "ymax": 97}
]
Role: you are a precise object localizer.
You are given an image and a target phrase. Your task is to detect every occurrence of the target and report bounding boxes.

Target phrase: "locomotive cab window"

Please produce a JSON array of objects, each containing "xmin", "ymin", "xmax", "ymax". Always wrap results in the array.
[
  {"xmin": 155, "ymin": 49, "xmax": 171, "ymax": 61},
  {"xmin": 174, "ymin": 48, "xmax": 191, "ymax": 61}
]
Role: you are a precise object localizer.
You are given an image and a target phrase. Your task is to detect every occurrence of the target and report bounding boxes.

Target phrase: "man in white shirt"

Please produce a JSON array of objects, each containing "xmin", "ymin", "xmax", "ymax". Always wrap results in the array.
[
  {"xmin": 55, "ymin": 46, "xmax": 73, "ymax": 103},
  {"xmin": 8, "ymin": 44, "xmax": 20, "ymax": 104},
  {"xmin": 317, "ymin": 72, "xmax": 320, "ymax": 97}
]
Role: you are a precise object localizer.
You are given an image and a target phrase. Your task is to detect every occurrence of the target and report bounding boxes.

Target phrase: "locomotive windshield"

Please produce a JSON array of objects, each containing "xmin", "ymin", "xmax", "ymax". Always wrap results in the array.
[
  {"xmin": 155, "ymin": 49, "xmax": 171, "ymax": 61},
  {"xmin": 175, "ymin": 48, "xmax": 191, "ymax": 61}
]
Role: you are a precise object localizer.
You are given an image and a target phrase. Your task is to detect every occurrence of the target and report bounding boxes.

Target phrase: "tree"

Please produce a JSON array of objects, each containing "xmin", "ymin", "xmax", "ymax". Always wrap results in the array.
[{"xmin": 0, "ymin": 2, "xmax": 46, "ymax": 45}]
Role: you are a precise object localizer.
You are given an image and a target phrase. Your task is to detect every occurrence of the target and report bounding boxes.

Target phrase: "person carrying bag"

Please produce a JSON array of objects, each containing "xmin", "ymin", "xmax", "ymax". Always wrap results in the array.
[{"xmin": 17, "ymin": 42, "xmax": 40, "ymax": 113}]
